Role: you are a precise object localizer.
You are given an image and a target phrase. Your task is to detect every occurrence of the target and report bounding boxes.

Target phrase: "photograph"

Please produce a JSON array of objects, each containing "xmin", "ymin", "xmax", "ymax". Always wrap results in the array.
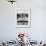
[{"xmin": 16, "ymin": 8, "xmax": 31, "ymax": 28}]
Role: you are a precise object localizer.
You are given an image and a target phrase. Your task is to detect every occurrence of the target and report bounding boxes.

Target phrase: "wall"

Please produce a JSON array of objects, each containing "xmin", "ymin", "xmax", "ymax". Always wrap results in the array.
[{"xmin": 0, "ymin": 0, "xmax": 46, "ymax": 42}]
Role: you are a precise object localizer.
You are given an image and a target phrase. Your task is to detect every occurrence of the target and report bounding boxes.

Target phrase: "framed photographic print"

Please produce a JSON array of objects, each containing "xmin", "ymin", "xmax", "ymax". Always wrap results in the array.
[{"xmin": 16, "ymin": 8, "xmax": 31, "ymax": 28}]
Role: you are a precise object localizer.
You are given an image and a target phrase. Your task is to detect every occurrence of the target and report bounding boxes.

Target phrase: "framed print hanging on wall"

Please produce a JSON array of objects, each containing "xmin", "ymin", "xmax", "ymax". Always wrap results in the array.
[{"xmin": 16, "ymin": 8, "xmax": 31, "ymax": 28}]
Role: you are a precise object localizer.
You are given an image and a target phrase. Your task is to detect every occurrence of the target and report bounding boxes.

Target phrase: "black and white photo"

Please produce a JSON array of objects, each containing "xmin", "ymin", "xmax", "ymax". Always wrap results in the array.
[{"xmin": 16, "ymin": 8, "xmax": 31, "ymax": 28}]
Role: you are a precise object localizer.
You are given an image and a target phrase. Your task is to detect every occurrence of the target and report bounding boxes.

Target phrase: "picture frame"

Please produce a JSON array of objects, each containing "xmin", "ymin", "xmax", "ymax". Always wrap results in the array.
[{"xmin": 16, "ymin": 8, "xmax": 31, "ymax": 28}]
